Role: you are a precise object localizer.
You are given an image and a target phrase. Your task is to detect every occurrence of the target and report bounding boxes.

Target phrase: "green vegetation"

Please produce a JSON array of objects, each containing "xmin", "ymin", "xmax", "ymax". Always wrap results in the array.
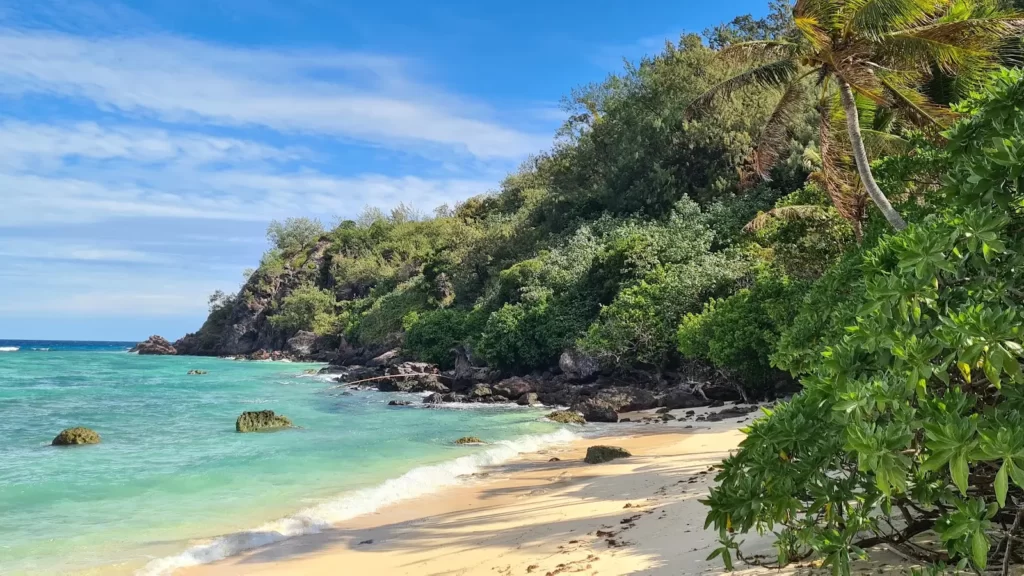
[{"xmin": 195, "ymin": 3, "xmax": 1024, "ymax": 568}]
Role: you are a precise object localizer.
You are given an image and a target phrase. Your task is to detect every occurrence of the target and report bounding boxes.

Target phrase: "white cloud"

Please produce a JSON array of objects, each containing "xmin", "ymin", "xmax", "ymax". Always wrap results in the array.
[
  {"xmin": 0, "ymin": 239, "xmax": 162, "ymax": 263},
  {"xmin": 0, "ymin": 30, "xmax": 550, "ymax": 159}
]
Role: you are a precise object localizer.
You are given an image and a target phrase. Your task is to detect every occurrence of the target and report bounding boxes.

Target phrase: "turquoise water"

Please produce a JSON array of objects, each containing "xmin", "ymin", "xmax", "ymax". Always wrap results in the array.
[{"xmin": 0, "ymin": 344, "xmax": 570, "ymax": 575}]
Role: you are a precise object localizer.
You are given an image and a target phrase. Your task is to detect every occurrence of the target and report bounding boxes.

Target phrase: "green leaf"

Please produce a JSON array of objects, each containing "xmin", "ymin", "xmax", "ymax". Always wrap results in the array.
[
  {"xmin": 996, "ymin": 462, "xmax": 1008, "ymax": 508},
  {"xmin": 950, "ymin": 455, "xmax": 970, "ymax": 495},
  {"xmin": 971, "ymin": 530, "xmax": 989, "ymax": 569}
]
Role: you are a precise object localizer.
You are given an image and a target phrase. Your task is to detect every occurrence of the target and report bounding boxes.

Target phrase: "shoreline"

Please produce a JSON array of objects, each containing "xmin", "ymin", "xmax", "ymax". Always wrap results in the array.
[{"xmin": 178, "ymin": 407, "xmax": 764, "ymax": 576}]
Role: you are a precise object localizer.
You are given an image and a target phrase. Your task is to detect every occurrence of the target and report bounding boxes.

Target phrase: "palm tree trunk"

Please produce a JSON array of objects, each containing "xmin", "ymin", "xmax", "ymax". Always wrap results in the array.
[{"xmin": 838, "ymin": 80, "xmax": 907, "ymax": 231}]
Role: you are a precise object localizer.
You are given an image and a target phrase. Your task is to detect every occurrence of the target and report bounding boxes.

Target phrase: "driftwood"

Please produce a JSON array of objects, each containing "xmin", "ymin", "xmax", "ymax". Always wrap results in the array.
[{"xmin": 331, "ymin": 373, "xmax": 455, "ymax": 388}]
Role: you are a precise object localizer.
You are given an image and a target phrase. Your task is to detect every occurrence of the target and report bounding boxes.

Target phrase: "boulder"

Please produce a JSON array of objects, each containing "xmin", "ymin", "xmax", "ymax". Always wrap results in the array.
[
  {"xmin": 659, "ymin": 390, "xmax": 706, "ymax": 410},
  {"xmin": 454, "ymin": 436, "xmax": 484, "ymax": 444},
  {"xmin": 235, "ymin": 410, "xmax": 293, "ymax": 432},
  {"xmin": 423, "ymin": 392, "xmax": 466, "ymax": 404},
  {"xmin": 388, "ymin": 400, "xmax": 412, "ymax": 406},
  {"xmin": 706, "ymin": 404, "xmax": 759, "ymax": 422},
  {"xmin": 559, "ymin": 349, "xmax": 599, "ymax": 382},
  {"xmin": 367, "ymin": 349, "xmax": 401, "ymax": 368},
  {"xmin": 547, "ymin": 410, "xmax": 586, "ymax": 425},
  {"xmin": 187, "ymin": 369, "xmax": 208, "ymax": 375},
  {"xmin": 469, "ymin": 384, "xmax": 493, "ymax": 399},
  {"xmin": 492, "ymin": 377, "xmax": 535, "ymax": 400},
  {"xmin": 249, "ymin": 349, "xmax": 271, "ymax": 361},
  {"xmin": 387, "ymin": 362, "xmax": 438, "ymax": 376},
  {"xmin": 584, "ymin": 445, "xmax": 631, "ymax": 464},
  {"xmin": 332, "ymin": 366, "xmax": 381, "ymax": 383},
  {"xmin": 574, "ymin": 398, "xmax": 619, "ymax": 423},
  {"xmin": 593, "ymin": 387, "xmax": 659, "ymax": 413},
  {"xmin": 286, "ymin": 331, "xmax": 317, "ymax": 357},
  {"xmin": 517, "ymin": 392, "xmax": 540, "ymax": 406},
  {"xmin": 52, "ymin": 427, "xmax": 100, "ymax": 446},
  {"xmin": 131, "ymin": 335, "xmax": 176, "ymax": 355}
]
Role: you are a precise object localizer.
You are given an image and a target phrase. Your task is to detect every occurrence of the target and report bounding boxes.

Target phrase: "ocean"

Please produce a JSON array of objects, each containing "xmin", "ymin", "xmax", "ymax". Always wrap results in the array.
[{"xmin": 0, "ymin": 340, "xmax": 577, "ymax": 575}]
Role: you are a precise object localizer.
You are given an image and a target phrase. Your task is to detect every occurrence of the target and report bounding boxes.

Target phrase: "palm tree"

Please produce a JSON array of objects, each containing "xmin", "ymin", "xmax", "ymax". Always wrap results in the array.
[{"xmin": 689, "ymin": 0, "xmax": 1023, "ymax": 231}]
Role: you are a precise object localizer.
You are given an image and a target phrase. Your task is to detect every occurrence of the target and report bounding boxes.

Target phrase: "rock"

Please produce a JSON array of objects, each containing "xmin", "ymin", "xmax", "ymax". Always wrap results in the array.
[
  {"xmin": 378, "ymin": 372, "xmax": 448, "ymax": 394},
  {"xmin": 709, "ymin": 399, "xmax": 725, "ymax": 408},
  {"xmin": 187, "ymin": 369, "xmax": 208, "ymax": 375},
  {"xmin": 705, "ymin": 405, "xmax": 759, "ymax": 422},
  {"xmin": 235, "ymin": 410, "xmax": 293, "ymax": 433},
  {"xmin": 367, "ymin": 349, "xmax": 401, "ymax": 368},
  {"xmin": 492, "ymin": 377, "xmax": 535, "ymax": 400},
  {"xmin": 131, "ymin": 335, "xmax": 176, "ymax": 355},
  {"xmin": 547, "ymin": 410, "xmax": 586, "ymax": 425},
  {"xmin": 584, "ymin": 445, "xmax": 631, "ymax": 464},
  {"xmin": 332, "ymin": 365, "xmax": 381, "ymax": 383},
  {"xmin": 377, "ymin": 379, "xmax": 417, "ymax": 393},
  {"xmin": 548, "ymin": 457, "xmax": 561, "ymax": 462},
  {"xmin": 249, "ymin": 349, "xmax": 271, "ymax": 361},
  {"xmin": 423, "ymin": 392, "xmax": 466, "ymax": 404},
  {"xmin": 659, "ymin": 390, "xmax": 707, "ymax": 410},
  {"xmin": 286, "ymin": 331, "xmax": 317, "ymax": 357},
  {"xmin": 387, "ymin": 362, "xmax": 438, "ymax": 375},
  {"xmin": 573, "ymin": 398, "xmax": 618, "ymax": 423},
  {"xmin": 593, "ymin": 387, "xmax": 659, "ymax": 413},
  {"xmin": 620, "ymin": 418, "xmax": 631, "ymax": 422},
  {"xmin": 517, "ymin": 392, "xmax": 540, "ymax": 406},
  {"xmin": 454, "ymin": 436, "xmax": 484, "ymax": 444},
  {"xmin": 52, "ymin": 427, "xmax": 100, "ymax": 446},
  {"xmin": 559, "ymin": 349, "xmax": 599, "ymax": 382},
  {"xmin": 469, "ymin": 384, "xmax": 492, "ymax": 399},
  {"xmin": 388, "ymin": 400, "xmax": 412, "ymax": 406},
  {"xmin": 303, "ymin": 369, "xmax": 318, "ymax": 375}
]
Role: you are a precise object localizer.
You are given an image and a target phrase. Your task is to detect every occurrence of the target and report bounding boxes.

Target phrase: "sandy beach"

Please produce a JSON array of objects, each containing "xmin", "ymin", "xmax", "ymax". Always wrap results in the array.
[{"xmin": 182, "ymin": 407, "xmax": 775, "ymax": 576}]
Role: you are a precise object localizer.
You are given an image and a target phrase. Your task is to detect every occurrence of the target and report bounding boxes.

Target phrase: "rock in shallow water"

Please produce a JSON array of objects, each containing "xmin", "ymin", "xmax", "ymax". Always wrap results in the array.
[
  {"xmin": 547, "ymin": 410, "xmax": 586, "ymax": 425},
  {"xmin": 52, "ymin": 427, "xmax": 100, "ymax": 446},
  {"xmin": 235, "ymin": 410, "xmax": 293, "ymax": 433},
  {"xmin": 130, "ymin": 335, "xmax": 177, "ymax": 355},
  {"xmin": 584, "ymin": 445, "xmax": 631, "ymax": 464},
  {"xmin": 454, "ymin": 436, "xmax": 484, "ymax": 444}
]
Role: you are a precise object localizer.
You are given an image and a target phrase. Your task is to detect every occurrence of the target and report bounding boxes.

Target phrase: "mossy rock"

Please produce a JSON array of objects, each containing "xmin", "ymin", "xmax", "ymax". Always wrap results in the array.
[
  {"xmin": 547, "ymin": 410, "xmax": 585, "ymax": 425},
  {"xmin": 236, "ymin": 410, "xmax": 293, "ymax": 433},
  {"xmin": 52, "ymin": 427, "xmax": 101, "ymax": 446},
  {"xmin": 454, "ymin": 436, "xmax": 484, "ymax": 444},
  {"xmin": 584, "ymin": 445, "xmax": 631, "ymax": 464},
  {"xmin": 187, "ymin": 369, "xmax": 208, "ymax": 375}
]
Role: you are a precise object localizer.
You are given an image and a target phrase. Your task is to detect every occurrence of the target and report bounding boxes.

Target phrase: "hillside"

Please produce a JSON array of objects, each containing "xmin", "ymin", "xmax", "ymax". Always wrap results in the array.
[{"xmin": 172, "ymin": 5, "xmax": 849, "ymax": 400}]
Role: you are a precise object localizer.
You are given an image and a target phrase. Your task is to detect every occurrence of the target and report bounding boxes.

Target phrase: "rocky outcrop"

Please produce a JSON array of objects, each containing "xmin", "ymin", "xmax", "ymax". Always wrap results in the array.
[
  {"xmin": 236, "ymin": 410, "xmax": 293, "ymax": 432},
  {"xmin": 547, "ymin": 410, "xmax": 586, "ymax": 425},
  {"xmin": 286, "ymin": 331, "xmax": 317, "ymax": 357},
  {"xmin": 368, "ymin": 349, "xmax": 401, "ymax": 368},
  {"xmin": 574, "ymin": 398, "xmax": 619, "ymax": 422},
  {"xmin": 559, "ymin": 349, "xmax": 599, "ymax": 382},
  {"xmin": 131, "ymin": 335, "xmax": 176, "ymax": 355},
  {"xmin": 492, "ymin": 377, "xmax": 536, "ymax": 401},
  {"xmin": 376, "ymin": 362, "xmax": 448, "ymax": 393},
  {"xmin": 517, "ymin": 392, "xmax": 540, "ymax": 406},
  {"xmin": 52, "ymin": 427, "xmax": 100, "ymax": 446},
  {"xmin": 454, "ymin": 436, "xmax": 484, "ymax": 444},
  {"xmin": 584, "ymin": 445, "xmax": 631, "ymax": 464}
]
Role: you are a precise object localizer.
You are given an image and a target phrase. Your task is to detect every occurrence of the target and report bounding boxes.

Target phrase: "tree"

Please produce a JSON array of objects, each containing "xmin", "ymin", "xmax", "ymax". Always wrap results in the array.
[
  {"xmin": 266, "ymin": 217, "xmax": 325, "ymax": 252},
  {"xmin": 689, "ymin": 0, "xmax": 1023, "ymax": 231}
]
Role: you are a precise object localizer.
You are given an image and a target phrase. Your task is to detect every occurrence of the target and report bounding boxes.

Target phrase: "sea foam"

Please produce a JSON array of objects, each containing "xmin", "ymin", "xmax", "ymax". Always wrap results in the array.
[
  {"xmin": 0, "ymin": 346, "xmax": 19, "ymax": 352},
  {"xmin": 137, "ymin": 427, "xmax": 577, "ymax": 575}
]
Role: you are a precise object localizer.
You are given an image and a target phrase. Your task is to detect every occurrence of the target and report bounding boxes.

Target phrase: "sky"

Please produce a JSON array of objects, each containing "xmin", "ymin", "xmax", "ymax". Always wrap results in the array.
[{"xmin": 0, "ymin": 0, "xmax": 769, "ymax": 342}]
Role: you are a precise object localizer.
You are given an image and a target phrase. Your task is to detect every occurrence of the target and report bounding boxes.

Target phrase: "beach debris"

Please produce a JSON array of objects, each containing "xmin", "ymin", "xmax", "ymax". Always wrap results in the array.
[
  {"xmin": 454, "ymin": 436, "xmax": 484, "ymax": 444},
  {"xmin": 546, "ymin": 410, "xmax": 585, "ymax": 425},
  {"xmin": 187, "ymin": 369, "xmax": 208, "ymax": 375},
  {"xmin": 584, "ymin": 445, "xmax": 631, "ymax": 464},
  {"xmin": 51, "ymin": 427, "xmax": 100, "ymax": 446},
  {"xmin": 235, "ymin": 410, "xmax": 293, "ymax": 433}
]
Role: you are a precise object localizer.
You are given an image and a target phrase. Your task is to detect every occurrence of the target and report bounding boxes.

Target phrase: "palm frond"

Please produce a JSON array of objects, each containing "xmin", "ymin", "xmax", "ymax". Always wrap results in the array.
[
  {"xmin": 817, "ymin": 104, "xmax": 868, "ymax": 226},
  {"xmin": 686, "ymin": 59, "xmax": 800, "ymax": 112},
  {"xmin": 718, "ymin": 41, "xmax": 802, "ymax": 65},
  {"xmin": 878, "ymin": 75, "xmax": 955, "ymax": 127},
  {"xmin": 795, "ymin": 0, "xmax": 844, "ymax": 34},
  {"xmin": 860, "ymin": 128, "xmax": 911, "ymax": 156},
  {"xmin": 753, "ymin": 81, "xmax": 809, "ymax": 181},
  {"xmin": 842, "ymin": 0, "xmax": 939, "ymax": 38},
  {"xmin": 880, "ymin": 16, "xmax": 1024, "ymax": 71},
  {"xmin": 744, "ymin": 205, "xmax": 833, "ymax": 233}
]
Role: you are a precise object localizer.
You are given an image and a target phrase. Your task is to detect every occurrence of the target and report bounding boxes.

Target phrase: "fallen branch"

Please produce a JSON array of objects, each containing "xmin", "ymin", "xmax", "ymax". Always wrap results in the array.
[{"xmin": 331, "ymin": 372, "xmax": 454, "ymax": 388}]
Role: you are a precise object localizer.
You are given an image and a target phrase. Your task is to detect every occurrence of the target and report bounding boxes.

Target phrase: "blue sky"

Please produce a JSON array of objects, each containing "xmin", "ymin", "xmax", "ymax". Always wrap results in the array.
[{"xmin": 0, "ymin": 0, "xmax": 769, "ymax": 341}]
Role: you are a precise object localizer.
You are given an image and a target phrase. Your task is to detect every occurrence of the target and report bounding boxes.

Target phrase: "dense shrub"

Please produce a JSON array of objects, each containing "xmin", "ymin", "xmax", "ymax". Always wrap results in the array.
[
  {"xmin": 402, "ymin": 309, "xmax": 483, "ymax": 369},
  {"xmin": 706, "ymin": 69, "xmax": 1024, "ymax": 573},
  {"xmin": 581, "ymin": 254, "xmax": 746, "ymax": 366},
  {"xmin": 677, "ymin": 271, "xmax": 805, "ymax": 395},
  {"xmin": 269, "ymin": 284, "xmax": 338, "ymax": 336},
  {"xmin": 266, "ymin": 217, "xmax": 325, "ymax": 253}
]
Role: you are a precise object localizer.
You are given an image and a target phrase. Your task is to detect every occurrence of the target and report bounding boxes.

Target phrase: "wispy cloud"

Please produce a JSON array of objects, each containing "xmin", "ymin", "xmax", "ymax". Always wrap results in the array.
[{"xmin": 0, "ymin": 30, "xmax": 550, "ymax": 159}]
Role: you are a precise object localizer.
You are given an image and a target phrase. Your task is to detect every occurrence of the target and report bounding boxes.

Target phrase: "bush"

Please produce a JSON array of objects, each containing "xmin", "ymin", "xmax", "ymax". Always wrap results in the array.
[
  {"xmin": 705, "ymin": 69, "xmax": 1024, "ymax": 574},
  {"xmin": 476, "ymin": 297, "xmax": 562, "ymax": 373},
  {"xmin": 581, "ymin": 253, "xmax": 747, "ymax": 366},
  {"xmin": 266, "ymin": 217, "xmax": 325, "ymax": 253},
  {"xmin": 352, "ymin": 278, "xmax": 428, "ymax": 346},
  {"xmin": 269, "ymin": 284, "xmax": 338, "ymax": 336},
  {"xmin": 677, "ymin": 271, "xmax": 805, "ymax": 395},
  {"xmin": 402, "ymin": 309, "xmax": 481, "ymax": 369}
]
